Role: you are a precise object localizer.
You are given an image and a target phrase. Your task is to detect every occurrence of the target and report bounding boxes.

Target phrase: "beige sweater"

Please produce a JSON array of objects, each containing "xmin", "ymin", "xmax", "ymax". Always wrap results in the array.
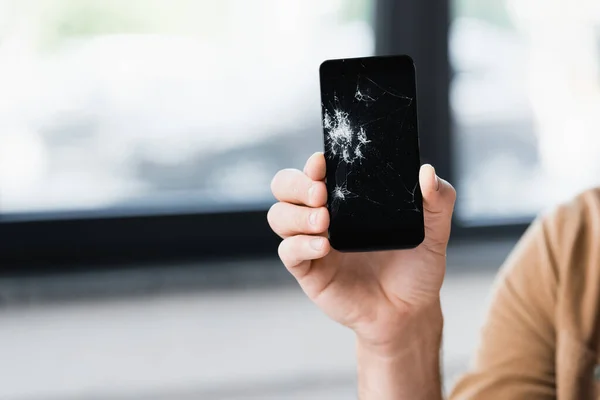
[{"xmin": 450, "ymin": 188, "xmax": 600, "ymax": 399}]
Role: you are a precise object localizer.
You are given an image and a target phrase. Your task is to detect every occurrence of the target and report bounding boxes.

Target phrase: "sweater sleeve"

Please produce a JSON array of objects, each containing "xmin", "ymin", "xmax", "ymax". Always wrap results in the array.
[{"xmin": 449, "ymin": 205, "xmax": 567, "ymax": 399}]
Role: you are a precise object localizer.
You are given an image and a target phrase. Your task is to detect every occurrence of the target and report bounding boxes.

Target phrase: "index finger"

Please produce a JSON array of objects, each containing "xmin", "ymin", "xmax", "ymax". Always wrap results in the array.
[
  {"xmin": 271, "ymin": 168, "xmax": 327, "ymax": 207},
  {"xmin": 303, "ymin": 152, "xmax": 326, "ymax": 182}
]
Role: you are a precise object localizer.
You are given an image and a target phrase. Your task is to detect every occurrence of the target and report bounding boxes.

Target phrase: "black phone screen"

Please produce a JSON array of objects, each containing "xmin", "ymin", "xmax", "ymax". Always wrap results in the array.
[{"xmin": 319, "ymin": 55, "xmax": 424, "ymax": 252}]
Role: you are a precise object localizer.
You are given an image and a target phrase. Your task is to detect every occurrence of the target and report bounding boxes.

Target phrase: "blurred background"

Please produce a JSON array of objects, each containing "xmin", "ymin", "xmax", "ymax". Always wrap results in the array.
[{"xmin": 0, "ymin": 0, "xmax": 599, "ymax": 398}]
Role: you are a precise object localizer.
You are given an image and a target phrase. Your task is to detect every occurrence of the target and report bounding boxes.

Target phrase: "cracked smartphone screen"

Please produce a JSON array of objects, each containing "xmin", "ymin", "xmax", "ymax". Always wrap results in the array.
[{"xmin": 319, "ymin": 55, "xmax": 424, "ymax": 252}]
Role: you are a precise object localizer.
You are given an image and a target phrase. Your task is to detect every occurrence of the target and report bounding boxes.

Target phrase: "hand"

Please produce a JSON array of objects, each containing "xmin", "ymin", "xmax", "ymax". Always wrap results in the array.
[{"xmin": 267, "ymin": 152, "xmax": 456, "ymax": 352}]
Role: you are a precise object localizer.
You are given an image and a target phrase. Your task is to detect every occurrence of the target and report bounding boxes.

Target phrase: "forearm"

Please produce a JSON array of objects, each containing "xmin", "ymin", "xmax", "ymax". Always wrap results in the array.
[{"xmin": 357, "ymin": 301, "xmax": 444, "ymax": 400}]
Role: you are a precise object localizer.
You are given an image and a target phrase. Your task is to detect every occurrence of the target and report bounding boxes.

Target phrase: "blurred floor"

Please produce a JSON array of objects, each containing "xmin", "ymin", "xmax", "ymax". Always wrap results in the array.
[{"xmin": 0, "ymin": 239, "xmax": 515, "ymax": 400}]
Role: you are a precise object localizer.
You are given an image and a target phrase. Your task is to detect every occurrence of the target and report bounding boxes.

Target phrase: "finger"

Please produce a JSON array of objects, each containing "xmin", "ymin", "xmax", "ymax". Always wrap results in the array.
[
  {"xmin": 419, "ymin": 164, "xmax": 456, "ymax": 253},
  {"xmin": 419, "ymin": 164, "xmax": 456, "ymax": 215},
  {"xmin": 267, "ymin": 203, "xmax": 329, "ymax": 238},
  {"xmin": 303, "ymin": 152, "xmax": 327, "ymax": 181},
  {"xmin": 278, "ymin": 235, "xmax": 331, "ymax": 275},
  {"xmin": 271, "ymin": 168, "xmax": 327, "ymax": 207}
]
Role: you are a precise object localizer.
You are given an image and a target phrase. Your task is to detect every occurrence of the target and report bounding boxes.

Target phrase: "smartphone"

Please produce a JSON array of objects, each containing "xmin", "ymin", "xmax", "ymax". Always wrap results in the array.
[{"xmin": 319, "ymin": 55, "xmax": 424, "ymax": 252}]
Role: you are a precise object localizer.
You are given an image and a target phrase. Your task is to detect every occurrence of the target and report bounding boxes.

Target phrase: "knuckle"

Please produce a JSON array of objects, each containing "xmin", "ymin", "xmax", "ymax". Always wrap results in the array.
[
  {"xmin": 318, "ymin": 207, "xmax": 330, "ymax": 231},
  {"xmin": 278, "ymin": 237, "xmax": 299, "ymax": 267},
  {"xmin": 270, "ymin": 169, "xmax": 286, "ymax": 195},
  {"xmin": 277, "ymin": 238, "xmax": 289, "ymax": 260},
  {"xmin": 266, "ymin": 203, "xmax": 279, "ymax": 228}
]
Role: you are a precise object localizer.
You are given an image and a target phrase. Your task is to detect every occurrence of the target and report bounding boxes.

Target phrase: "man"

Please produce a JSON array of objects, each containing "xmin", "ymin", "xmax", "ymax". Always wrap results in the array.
[{"xmin": 267, "ymin": 152, "xmax": 600, "ymax": 399}]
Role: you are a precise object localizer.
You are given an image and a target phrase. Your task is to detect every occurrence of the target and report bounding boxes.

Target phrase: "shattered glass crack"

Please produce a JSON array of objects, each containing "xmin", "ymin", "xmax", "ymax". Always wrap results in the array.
[
  {"xmin": 322, "ymin": 74, "xmax": 421, "ymax": 220},
  {"xmin": 323, "ymin": 108, "xmax": 370, "ymax": 164},
  {"xmin": 354, "ymin": 84, "xmax": 376, "ymax": 103},
  {"xmin": 321, "ymin": 57, "xmax": 424, "ymax": 249}
]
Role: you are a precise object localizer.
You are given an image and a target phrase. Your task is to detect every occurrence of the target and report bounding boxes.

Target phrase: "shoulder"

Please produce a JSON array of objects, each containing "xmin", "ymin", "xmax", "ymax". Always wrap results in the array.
[
  {"xmin": 539, "ymin": 187, "xmax": 600, "ymax": 269},
  {"xmin": 543, "ymin": 187, "xmax": 600, "ymax": 228},
  {"xmin": 449, "ymin": 189, "xmax": 600, "ymax": 399},
  {"xmin": 495, "ymin": 187, "xmax": 600, "ymax": 315}
]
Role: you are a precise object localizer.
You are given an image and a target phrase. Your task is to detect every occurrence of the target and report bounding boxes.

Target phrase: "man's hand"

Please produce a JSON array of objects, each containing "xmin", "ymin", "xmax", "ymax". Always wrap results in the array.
[
  {"xmin": 268, "ymin": 152, "xmax": 455, "ymax": 343},
  {"xmin": 268, "ymin": 152, "xmax": 455, "ymax": 399}
]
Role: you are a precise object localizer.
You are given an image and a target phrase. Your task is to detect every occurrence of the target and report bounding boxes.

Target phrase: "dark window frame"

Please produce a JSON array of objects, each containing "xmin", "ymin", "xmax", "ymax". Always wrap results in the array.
[
  {"xmin": 375, "ymin": 0, "xmax": 529, "ymax": 242},
  {"xmin": 0, "ymin": 0, "xmax": 529, "ymax": 271}
]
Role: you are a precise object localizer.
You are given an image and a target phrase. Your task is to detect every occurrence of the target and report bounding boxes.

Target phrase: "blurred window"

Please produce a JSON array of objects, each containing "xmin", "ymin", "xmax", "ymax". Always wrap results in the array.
[
  {"xmin": 0, "ymin": 0, "xmax": 374, "ymax": 216},
  {"xmin": 451, "ymin": 0, "xmax": 600, "ymax": 223}
]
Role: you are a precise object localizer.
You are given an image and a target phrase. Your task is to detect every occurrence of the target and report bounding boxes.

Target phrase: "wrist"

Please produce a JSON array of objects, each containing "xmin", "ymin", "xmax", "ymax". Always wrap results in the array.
[
  {"xmin": 356, "ymin": 301, "xmax": 444, "ymax": 400},
  {"xmin": 357, "ymin": 298, "xmax": 443, "ymax": 358}
]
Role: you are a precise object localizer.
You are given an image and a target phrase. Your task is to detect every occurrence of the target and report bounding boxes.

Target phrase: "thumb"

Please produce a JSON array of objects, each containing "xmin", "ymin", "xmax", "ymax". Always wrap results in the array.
[{"xmin": 419, "ymin": 164, "xmax": 456, "ymax": 252}]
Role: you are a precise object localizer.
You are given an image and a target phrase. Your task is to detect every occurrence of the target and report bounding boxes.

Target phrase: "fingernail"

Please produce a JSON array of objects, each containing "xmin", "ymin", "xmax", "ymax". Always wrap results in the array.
[
  {"xmin": 308, "ymin": 185, "xmax": 315, "ymax": 202},
  {"xmin": 304, "ymin": 153, "xmax": 320, "ymax": 173},
  {"xmin": 310, "ymin": 238, "xmax": 324, "ymax": 251},
  {"xmin": 309, "ymin": 210, "xmax": 318, "ymax": 226},
  {"xmin": 435, "ymin": 175, "xmax": 440, "ymax": 191}
]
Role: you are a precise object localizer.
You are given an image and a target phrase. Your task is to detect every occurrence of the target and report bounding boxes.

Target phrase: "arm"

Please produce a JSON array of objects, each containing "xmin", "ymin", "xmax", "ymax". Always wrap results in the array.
[
  {"xmin": 267, "ymin": 154, "xmax": 455, "ymax": 400},
  {"xmin": 357, "ymin": 301, "xmax": 443, "ymax": 400},
  {"xmin": 449, "ymin": 213, "xmax": 560, "ymax": 399},
  {"xmin": 357, "ymin": 203, "xmax": 566, "ymax": 400}
]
